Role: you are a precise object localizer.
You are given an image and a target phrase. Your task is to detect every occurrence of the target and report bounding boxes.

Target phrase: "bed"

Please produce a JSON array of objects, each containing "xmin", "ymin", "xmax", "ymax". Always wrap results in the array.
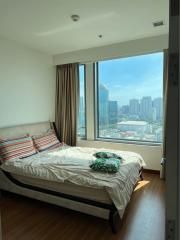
[{"xmin": 0, "ymin": 122, "xmax": 145, "ymax": 233}]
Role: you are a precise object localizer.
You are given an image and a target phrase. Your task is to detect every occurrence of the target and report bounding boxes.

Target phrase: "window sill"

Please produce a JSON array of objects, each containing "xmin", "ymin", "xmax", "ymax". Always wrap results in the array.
[{"xmin": 93, "ymin": 137, "xmax": 162, "ymax": 147}]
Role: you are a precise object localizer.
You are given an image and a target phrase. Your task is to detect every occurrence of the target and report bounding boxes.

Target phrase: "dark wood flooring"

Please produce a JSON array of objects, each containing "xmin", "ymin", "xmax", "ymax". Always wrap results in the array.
[{"xmin": 0, "ymin": 173, "xmax": 165, "ymax": 240}]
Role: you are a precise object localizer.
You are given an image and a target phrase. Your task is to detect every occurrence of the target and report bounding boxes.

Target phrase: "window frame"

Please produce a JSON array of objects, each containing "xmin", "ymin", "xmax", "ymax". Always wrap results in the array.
[
  {"xmin": 94, "ymin": 51, "xmax": 165, "ymax": 146},
  {"xmin": 78, "ymin": 64, "xmax": 87, "ymax": 139}
]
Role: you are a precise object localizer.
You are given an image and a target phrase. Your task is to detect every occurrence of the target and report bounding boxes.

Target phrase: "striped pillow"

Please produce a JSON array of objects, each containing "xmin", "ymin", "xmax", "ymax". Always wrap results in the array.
[
  {"xmin": 33, "ymin": 132, "xmax": 61, "ymax": 152},
  {"xmin": 0, "ymin": 136, "xmax": 37, "ymax": 161}
]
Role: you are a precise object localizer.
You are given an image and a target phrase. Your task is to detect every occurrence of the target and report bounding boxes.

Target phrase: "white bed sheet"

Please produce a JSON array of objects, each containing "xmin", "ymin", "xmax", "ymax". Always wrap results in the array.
[{"xmin": 11, "ymin": 173, "xmax": 112, "ymax": 203}]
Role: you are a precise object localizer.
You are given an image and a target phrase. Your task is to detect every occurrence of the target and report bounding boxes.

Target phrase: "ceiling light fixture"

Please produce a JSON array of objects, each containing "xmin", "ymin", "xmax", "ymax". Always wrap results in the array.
[
  {"xmin": 153, "ymin": 20, "xmax": 164, "ymax": 27},
  {"xmin": 71, "ymin": 15, "xmax": 80, "ymax": 22}
]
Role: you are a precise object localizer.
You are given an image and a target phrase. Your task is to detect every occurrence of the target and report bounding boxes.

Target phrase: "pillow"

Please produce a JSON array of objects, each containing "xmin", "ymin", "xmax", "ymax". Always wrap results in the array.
[
  {"xmin": 94, "ymin": 152, "xmax": 122, "ymax": 160},
  {"xmin": 0, "ymin": 136, "xmax": 37, "ymax": 161},
  {"xmin": 33, "ymin": 132, "xmax": 61, "ymax": 152},
  {"xmin": 89, "ymin": 158, "xmax": 120, "ymax": 173},
  {"xmin": 32, "ymin": 128, "xmax": 55, "ymax": 139}
]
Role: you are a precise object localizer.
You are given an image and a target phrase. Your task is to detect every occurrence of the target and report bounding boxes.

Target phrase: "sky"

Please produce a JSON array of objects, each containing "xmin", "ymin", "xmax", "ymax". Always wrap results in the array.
[
  {"xmin": 79, "ymin": 65, "xmax": 85, "ymax": 98},
  {"xmin": 79, "ymin": 52, "xmax": 164, "ymax": 106},
  {"xmin": 98, "ymin": 52, "xmax": 164, "ymax": 106}
]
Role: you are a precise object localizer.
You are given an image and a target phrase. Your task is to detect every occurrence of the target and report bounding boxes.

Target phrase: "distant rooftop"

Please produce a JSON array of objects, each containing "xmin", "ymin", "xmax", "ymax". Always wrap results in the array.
[{"xmin": 117, "ymin": 121, "xmax": 148, "ymax": 126}]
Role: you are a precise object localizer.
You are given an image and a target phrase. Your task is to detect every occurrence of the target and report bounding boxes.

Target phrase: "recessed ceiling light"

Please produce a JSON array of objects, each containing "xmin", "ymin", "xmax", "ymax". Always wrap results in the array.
[
  {"xmin": 153, "ymin": 21, "xmax": 164, "ymax": 27},
  {"xmin": 71, "ymin": 15, "xmax": 80, "ymax": 22}
]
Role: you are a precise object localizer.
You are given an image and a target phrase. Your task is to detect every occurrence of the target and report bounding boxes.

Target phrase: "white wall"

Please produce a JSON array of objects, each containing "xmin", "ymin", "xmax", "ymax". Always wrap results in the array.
[
  {"xmin": 54, "ymin": 34, "xmax": 168, "ymax": 64},
  {"xmin": 0, "ymin": 37, "xmax": 56, "ymax": 128}
]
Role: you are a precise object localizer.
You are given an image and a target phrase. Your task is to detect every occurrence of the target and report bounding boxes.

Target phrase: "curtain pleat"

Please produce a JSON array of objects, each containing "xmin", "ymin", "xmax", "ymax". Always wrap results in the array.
[{"xmin": 55, "ymin": 63, "xmax": 79, "ymax": 146}]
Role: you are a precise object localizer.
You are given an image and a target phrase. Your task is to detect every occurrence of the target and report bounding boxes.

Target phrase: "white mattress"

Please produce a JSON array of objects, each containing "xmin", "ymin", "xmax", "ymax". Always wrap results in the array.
[
  {"xmin": 11, "ymin": 173, "xmax": 112, "ymax": 204},
  {"xmin": 0, "ymin": 146, "xmax": 145, "ymax": 217}
]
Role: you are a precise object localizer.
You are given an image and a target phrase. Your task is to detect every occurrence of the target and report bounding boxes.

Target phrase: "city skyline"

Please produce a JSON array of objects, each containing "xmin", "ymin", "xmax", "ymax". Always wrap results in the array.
[
  {"xmin": 98, "ymin": 52, "xmax": 163, "ymax": 106},
  {"xmin": 98, "ymin": 83, "xmax": 163, "ymax": 123},
  {"xmin": 97, "ymin": 82, "xmax": 163, "ymax": 142}
]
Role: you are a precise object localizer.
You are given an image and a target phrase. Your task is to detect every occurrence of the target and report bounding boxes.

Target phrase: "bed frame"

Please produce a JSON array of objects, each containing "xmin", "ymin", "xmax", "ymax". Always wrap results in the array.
[{"xmin": 0, "ymin": 122, "xmax": 143, "ymax": 233}]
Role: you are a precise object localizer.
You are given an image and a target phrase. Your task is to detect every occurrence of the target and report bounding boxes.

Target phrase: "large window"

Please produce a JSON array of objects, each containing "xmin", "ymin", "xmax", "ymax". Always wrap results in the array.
[
  {"xmin": 78, "ymin": 65, "xmax": 86, "ymax": 138},
  {"xmin": 96, "ymin": 52, "xmax": 164, "ymax": 143}
]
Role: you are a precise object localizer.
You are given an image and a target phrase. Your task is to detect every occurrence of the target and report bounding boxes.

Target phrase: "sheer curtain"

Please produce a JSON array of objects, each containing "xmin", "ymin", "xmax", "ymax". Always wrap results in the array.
[{"xmin": 55, "ymin": 63, "xmax": 79, "ymax": 146}]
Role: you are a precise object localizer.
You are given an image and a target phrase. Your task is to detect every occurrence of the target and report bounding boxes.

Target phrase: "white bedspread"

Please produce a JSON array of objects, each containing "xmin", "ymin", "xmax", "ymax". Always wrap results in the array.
[{"xmin": 0, "ymin": 146, "xmax": 145, "ymax": 217}]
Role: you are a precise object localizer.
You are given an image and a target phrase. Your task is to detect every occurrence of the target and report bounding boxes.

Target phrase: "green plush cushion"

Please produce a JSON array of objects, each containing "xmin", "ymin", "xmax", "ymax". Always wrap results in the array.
[
  {"xmin": 89, "ymin": 158, "xmax": 120, "ymax": 173},
  {"xmin": 94, "ymin": 151, "xmax": 122, "ymax": 160}
]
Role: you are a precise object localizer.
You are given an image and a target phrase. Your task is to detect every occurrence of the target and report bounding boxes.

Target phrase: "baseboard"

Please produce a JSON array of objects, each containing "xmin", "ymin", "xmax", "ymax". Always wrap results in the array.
[{"xmin": 142, "ymin": 169, "xmax": 160, "ymax": 175}]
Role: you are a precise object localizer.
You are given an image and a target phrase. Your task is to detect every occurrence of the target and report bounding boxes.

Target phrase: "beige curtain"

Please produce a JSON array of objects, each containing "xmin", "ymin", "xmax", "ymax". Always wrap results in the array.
[
  {"xmin": 55, "ymin": 63, "xmax": 79, "ymax": 146},
  {"xmin": 161, "ymin": 49, "xmax": 169, "ymax": 179}
]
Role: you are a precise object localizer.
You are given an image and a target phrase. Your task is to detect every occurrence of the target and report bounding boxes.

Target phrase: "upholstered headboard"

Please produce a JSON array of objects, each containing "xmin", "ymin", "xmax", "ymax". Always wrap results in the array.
[{"xmin": 0, "ymin": 122, "xmax": 52, "ymax": 138}]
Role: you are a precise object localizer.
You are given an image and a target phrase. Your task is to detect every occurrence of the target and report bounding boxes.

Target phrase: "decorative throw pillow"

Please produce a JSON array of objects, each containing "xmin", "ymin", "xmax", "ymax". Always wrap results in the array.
[
  {"xmin": 89, "ymin": 158, "xmax": 120, "ymax": 173},
  {"xmin": 33, "ymin": 132, "xmax": 61, "ymax": 152},
  {"xmin": 0, "ymin": 136, "xmax": 37, "ymax": 161},
  {"xmin": 94, "ymin": 152, "xmax": 122, "ymax": 160}
]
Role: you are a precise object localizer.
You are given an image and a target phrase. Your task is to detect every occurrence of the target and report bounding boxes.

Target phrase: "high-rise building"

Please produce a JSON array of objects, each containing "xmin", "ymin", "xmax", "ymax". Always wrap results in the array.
[
  {"xmin": 129, "ymin": 99, "xmax": 139, "ymax": 115},
  {"xmin": 78, "ymin": 96, "xmax": 85, "ymax": 131},
  {"xmin": 155, "ymin": 128, "xmax": 163, "ymax": 142},
  {"xmin": 121, "ymin": 105, "xmax": 129, "ymax": 114},
  {"xmin": 99, "ymin": 84, "xmax": 109, "ymax": 126},
  {"xmin": 140, "ymin": 96, "xmax": 153, "ymax": 120},
  {"xmin": 153, "ymin": 97, "xmax": 163, "ymax": 120},
  {"xmin": 109, "ymin": 101, "xmax": 118, "ymax": 124},
  {"xmin": 152, "ymin": 107, "xmax": 157, "ymax": 121},
  {"xmin": 79, "ymin": 96, "xmax": 84, "ymax": 112}
]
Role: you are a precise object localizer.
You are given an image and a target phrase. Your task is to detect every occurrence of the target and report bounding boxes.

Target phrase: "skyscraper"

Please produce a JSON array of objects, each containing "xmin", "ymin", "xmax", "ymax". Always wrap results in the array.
[
  {"xmin": 99, "ymin": 84, "xmax": 109, "ymax": 126},
  {"xmin": 78, "ymin": 96, "xmax": 85, "ymax": 136},
  {"xmin": 121, "ymin": 105, "xmax": 129, "ymax": 114},
  {"xmin": 140, "ymin": 96, "xmax": 153, "ymax": 120},
  {"xmin": 129, "ymin": 99, "xmax": 140, "ymax": 115},
  {"xmin": 109, "ymin": 101, "xmax": 118, "ymax": 124},
  {"xmin": 79, "ymin": 96, "xmax": 85, "ymax": 126},
  {"xmin": 153, "ymin": 97, "xmax": 163, "ymax": 120},
  {"xmin": 79, "ymin": 96, "xmax": 84, "ymax": 112}
]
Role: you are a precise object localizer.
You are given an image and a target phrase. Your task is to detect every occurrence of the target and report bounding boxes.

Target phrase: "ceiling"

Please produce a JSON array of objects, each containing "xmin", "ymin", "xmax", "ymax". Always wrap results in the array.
[{"xmin": 0, "ymin": 0, "xmax": 169, "ymax": 55}]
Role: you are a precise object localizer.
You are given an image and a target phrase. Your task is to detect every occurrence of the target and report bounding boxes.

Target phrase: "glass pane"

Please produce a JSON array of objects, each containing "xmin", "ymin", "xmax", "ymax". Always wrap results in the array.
[
  {"xmin": 97, "ymin": 52, "xmax": 164, "ymax": 143},
  {"xmin": 78, "ymin": 65, "xmax": 86, "ymax": 138}
]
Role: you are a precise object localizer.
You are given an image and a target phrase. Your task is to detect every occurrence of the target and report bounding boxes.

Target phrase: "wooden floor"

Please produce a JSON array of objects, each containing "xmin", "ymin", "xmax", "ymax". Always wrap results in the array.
[{"xmin": 0, "ymin": 173, "xmax": 165, "ymax": 240}]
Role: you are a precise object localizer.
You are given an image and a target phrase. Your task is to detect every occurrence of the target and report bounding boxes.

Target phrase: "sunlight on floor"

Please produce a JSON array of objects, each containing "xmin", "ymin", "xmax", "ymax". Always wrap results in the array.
[{"xmin": 134, "ymin": 180, "xmax": 150, "ymax": 191}]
